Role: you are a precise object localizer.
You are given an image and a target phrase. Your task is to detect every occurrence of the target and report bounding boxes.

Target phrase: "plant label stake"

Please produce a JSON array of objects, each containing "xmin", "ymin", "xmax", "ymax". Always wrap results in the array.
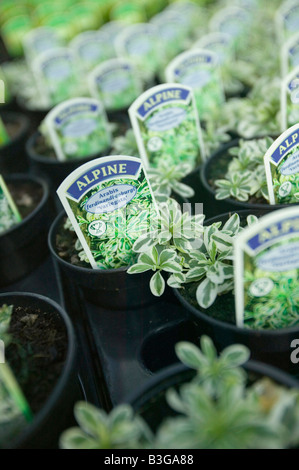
[
  {"xmin": 114, "ymin": 23, "xmax": 161, "ymax": 82},
  {"xmin": 88, "ymin": 58, "xmax": 142, "ymax": 112},
  {"xmin": 0, "ymin": 175, "xmax": 22, "ymax": 234},
  {"xmin": 0, "ymin": 117, "xmax": 10, "ymax": 146},
  {"xmin": 193, "ymin": 32, "xmax": 234, "ymax": 66},
  {"xmin": 70, "ymin": 31, "xmax": 114, "ymax": 73},
  {"xmin": 264, "ymin": 123, "xmax": 299, "ymax": 204},
  {"xmin": 43, "ymin": 97, "xmax": 111, "ymax": 162},
  {"xmin": 209, "ymin": 6, "xmax": 251, "ymax": 47},
  {"xmin": 150, "ymin": 13, "xmax": 188, "ymax": 65},
  {"xmin": 129, "ymin": 83, "xmax": 205, "ymax": 169},
  {"xmin": 234, "ymin": 207, "xmax": 299, "ymax": 328},
  {"xmin": 276, "ymin": 0, "xmax": 299, "ymax": 44},
  {"xmin": 0, "ymin": 362, "xmax": 33, "ymax": 425},
  {"xmin": 281, "ymin": 66, "xmax": 299, "ymax": 131},
  {"xmin": 281, "ymin": 32, "xmax": 299, "ymax": 77},
  {"xmin": 57, "ymin": 156, "xmax": 158, "ymax": 269},
  {"xmin": 31, "ymin": 47, "xmax": 80, "ymax": 107},
  {"xmin": 165, "ymin": 48, "xmax": 225, "ymax": 120},
  {"xmin": 22, "ymin": 26, "xmax": 63, "ymax": 63}
]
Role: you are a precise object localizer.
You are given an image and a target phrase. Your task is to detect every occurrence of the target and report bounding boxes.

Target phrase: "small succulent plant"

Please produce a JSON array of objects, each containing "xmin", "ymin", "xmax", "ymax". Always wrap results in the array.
[
  {"xmin": 60, "ymin": 336, "xmax": 299, "ymax": 450},
  {"xmin": 214, "ymin": 137, "xmax": 273, "ymax": 203}
]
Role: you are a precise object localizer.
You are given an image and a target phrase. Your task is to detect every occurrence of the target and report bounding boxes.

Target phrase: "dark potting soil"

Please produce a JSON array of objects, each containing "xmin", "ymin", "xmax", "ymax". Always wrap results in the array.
[
  {"xmin": 33, "ymin": 134, "xmax": 57, "ymax": 160},
  {"xmin": 5, "ymin": 121, "xmax": 21, "ymax": 141},
  {"xmin": 180, "ymin": 283, "xmax": 236, "ymax": 325},
  {"xmin": 8, "ymin": 181, "xmax": 43, "ymax": 219},
  {"xmin": 6, "ymin": 306, "xmax": 67, "ymax": 414},
  {"xmin": 207, "ymin": 151, "xmax": 267, "ymax": 205},
  {"xmin": 55, "ymin": 216, "xmax": 90, "ymax": 268}
]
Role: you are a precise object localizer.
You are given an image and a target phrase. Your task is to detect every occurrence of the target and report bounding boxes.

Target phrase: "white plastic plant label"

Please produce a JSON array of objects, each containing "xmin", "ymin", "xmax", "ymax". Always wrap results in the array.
[
  {"xmin": 281, "ymin": 32, "xmax": 299, "ymax": 77},
  {"xmin": 209, "ymin": 6, "xmax": 250, "ymax": 45},
  {"xmin": 165, "ymin": 49, "xmax": 225, "ymax": 120},
  {"xmin": 32, "ymin": 47, "xmax": 80, "ymax": 107},
  {"xmin": 129, "ymin": 83, "xmax": 205, "ymax": 169},
  {"xmin": 57, "ymin": 156, "xmax": 157, "ymax": 269},
  {"xmin": 193, "ymin": 32, "xmax": 234, "ymax": 65},
  {"xmin": 70, "ymin": 31, "xmax": 114, "ymax": 73},
  {"xmin": 44, "ymin": 98, "xmax": 111, "ymax": 162},
  {"xmin": 264, "ymin": 123, "xmax": 299, "ymax": 205},
  {"xmin": 234, "ymin": 207, "xmax": 299, "ymax": 329},
  {"xmin": 115, "ymin": 23, "xmax": 161, "ymax": 82},
  {"xmin": 0, "ymin": 175, "xmax": 22, "ymax": 234},
  {"xmin": 164, "ymin": 1, "xmax": 201, "ymax": 33},
  {"xmin": 150, "ymin": 13, "xmax": 188, "ymax": 65},
  {"xmin": 23, "ymin": 27, "xmax": 63, "ymax": 63},
  {"xmin": 276, "ymin": 0, "xmax": 299, "ymax": 44},
  {"xmin": 88, "ymin": 58, "xmax": 142, "ymax": 112},
  {"xmin": 280, "ymin": 67, "xmax": 299, "ymax": 131}
]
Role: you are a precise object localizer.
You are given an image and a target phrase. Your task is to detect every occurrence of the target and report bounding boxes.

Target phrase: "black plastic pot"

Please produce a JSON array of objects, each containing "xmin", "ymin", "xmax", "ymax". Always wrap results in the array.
[
  {"xmin": 126, "ymin": 360, "xmax": 299, "ymax": 433},
  {"xmin": 0, "ymin": 111, "xmax": 30, "ymax": 173},
  {"xmin": 48, "ymin": 211, "xmax": 158, "ymax": 311},
  {"xmin": 200, "ymin": 138, "xmax": 295, "ymax": 219},
  {"xmin": 26, "ymin": 131, "xmax": 111, "ymax": 212},
  {"xmin": 0, "ymin": 174, "xmax": 54, "ymax": 287},
  {"xmin": 0, "ymin": 292, "xmax": 79, "ymax": 449},
  {"xmin": 174, "ymin": 210, "xmax": 299, "ymax": 374}
]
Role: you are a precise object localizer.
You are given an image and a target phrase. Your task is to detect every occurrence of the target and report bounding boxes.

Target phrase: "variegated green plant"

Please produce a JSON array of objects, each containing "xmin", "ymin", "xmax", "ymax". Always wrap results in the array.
[
  {"xmin": 60, "ymin": 336, "xmax": 299, "ymax": 450},
  {"xmin": 214, "ymin": 137, "xmax": 272, "ymax": 203},
  {"xmin": 59, "ymin": 402, "xmax": 153, "ymax": 450},
  {"xmin": 128, "ymin": 198, "xmax": 205, "ymax": 296},
  {"xmin": 129, "ymin": 209, "xmax": 259, "ymax": 308},
  {"xmin": 110, "ymin": 129, "xmax": 140, "ymax": 158},
  {"xmin": 147, "ymin": 161, "xmax": 195, "ymax": 202}
]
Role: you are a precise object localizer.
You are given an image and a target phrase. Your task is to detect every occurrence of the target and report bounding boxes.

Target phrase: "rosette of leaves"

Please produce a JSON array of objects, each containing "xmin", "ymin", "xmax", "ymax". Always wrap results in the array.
[
  {"xmin": 128, "ymin": 198, "xmax": 205, "ymax": 296},
  {"xmin": 59, "ymin": 402, "xmax": 153, "ymax": 449},
  {"xmin": 110, "ymin": 129, "xmax": 140, "ymax": 158},
  {"xmin": 156, "ymin": 337, "xmax": 299, "ymax": 449},
  {"xmin": 234, "ymin": 78, "xmax": 281, "ymax": 139},
  {"xmin": 128, "ymin": 203, "xmax": 258, "ymax": 306},
  {"xmin": 214, "ymin": 137, "xmax": 272, "ymax": 203},
  {"xmin": 220, "ymin": 60, "xmax": 256, "ymax": 97},
  {"xmin": 60, "ymin": 336, "xmax": 299, "ymax": 450},
  {"xmin": 201, "ymin": 115, "xmax": 231, "ymax": 158},
  {"xmin": 147, "ymin": 161, "xmax": 195, "ymax": 202}
]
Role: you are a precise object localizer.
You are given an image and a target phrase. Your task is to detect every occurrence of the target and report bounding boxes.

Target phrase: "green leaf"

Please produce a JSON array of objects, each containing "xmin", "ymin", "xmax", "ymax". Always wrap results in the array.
[
  {"xmin": 159, "ymin": 249, "xmax": 177, "ymax": 266},
  {"xmin": 175, "ymin": 341, "xmax": 207, "ymax": 370},
  {"xmin": 127, "ymin": 264, "xmax": 153, "ymax": 274},
  {"xmin": 220, "ymin": 344, "xmax": 250, "ymax": 368},
  {"xmin": 161, "ymin": 261, "xmax": 182, "ymax": 273},
  {"xmin": 59, "ymin": 428, "xmax": 100, "ymax": 449},
  {"xmin": 150, "ymin": 271, "xmax": 165, "ymax": 297},
  {"xmin": 74, "ymin": 402, "xmax": 107, "ymax": 440},
  {"xmin": 133, "ymin": 233, "xmax": 157, "ymax": 253},
  {"xmin": 222, "ymin": 213, "xmax": 240, "ymax": 234},
  {"xmin": 196, "ymin": 278, "xmax": 218, "ymax": 309},
  {"xmin": 200, "ymin": 335, "xmax": 217, "ymax": 361}
]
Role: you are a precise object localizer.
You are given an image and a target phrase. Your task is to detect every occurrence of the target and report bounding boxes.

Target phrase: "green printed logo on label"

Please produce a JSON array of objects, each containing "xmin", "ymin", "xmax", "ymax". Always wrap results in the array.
[
  {"xmin": 57, "ymin": 156, "xmax": 157, "ymax": 269},
  {"xmin": 44, "ymin": 98, "xmax": 111, "ymax": 161},
  {"xmin": 234, "ymin": 207, "xmax": 299, "ymax": 328},
  {"xmin": 264, "ymin": 124, "xmax": 299, "ymax": 204},
  {"xmin": 129, "ymin": 83, "xmax": 205, "ymax": 168}
]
